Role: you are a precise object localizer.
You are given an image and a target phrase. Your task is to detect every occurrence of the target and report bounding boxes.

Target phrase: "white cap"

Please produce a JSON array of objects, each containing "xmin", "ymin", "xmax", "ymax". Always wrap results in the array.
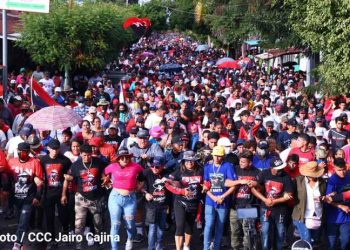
[
  {"xmin": 14, "ymin": 95, "xmax": 22, "ymax": 101},
  {"xmin": 218, "ymin": 137, "xmax": 231, "ymax": 147},
  {"xmin": 54, "ymin": 87, "xmax": 62, "ymax": 92},
  {"xmin": 315, "ymin": 128, "xmax": 324, "ymax": 137}
]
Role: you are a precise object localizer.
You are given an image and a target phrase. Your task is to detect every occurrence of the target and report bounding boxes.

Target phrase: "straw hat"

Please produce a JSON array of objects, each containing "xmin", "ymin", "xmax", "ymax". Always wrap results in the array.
[{"xmin": 299, "ymin": 161, "xmax": 324, "ymax": 178}]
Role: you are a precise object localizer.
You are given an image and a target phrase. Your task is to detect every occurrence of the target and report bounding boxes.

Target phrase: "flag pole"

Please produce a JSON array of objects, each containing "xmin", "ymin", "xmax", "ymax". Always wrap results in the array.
[{"xmin": 30, "ymin": 76, "xmax": 34, "ymax": 112}]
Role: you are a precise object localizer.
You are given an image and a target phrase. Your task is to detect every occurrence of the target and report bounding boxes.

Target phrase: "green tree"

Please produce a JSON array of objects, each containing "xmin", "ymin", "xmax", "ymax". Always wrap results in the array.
[
  {"xmin": 287, "ymin": 0, "xmax": 350, "ymax": 95},
  {"xmin": 17, "ymin": 1, "xmax": 134, "ymax": 87}
]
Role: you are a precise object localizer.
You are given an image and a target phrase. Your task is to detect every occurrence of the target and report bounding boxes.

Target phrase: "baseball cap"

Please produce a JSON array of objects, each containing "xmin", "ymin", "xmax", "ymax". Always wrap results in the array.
[
  {"xmin": 19, "ymin": 126, "xmax": 32, "ymax": 137},
  {"xmin": 137, "ymin": 130, "xmax": 150, "ymax": 138},
  {"xmin": 151, "ymin": 156, "xmax": 165, "ymax": 167},
  {"xmin": 130, "ymin": 127, "xmax": 138, "ymax": 135},
  {"xmin": 270, "ymin": 157, "xmax": 286, "ymax": 170},
  {"xmin": 255, "ymin": 115, "xmax": 263, "ymax": 121},
  {"xmin": 257, "ymin": 140, "xmax": 269, "ymax": 149},
  {"xmin": 108, "ymin": 124, "xmax": 118, "ymax": 130},
  {"xmin": 212, "ymin": 146, "xmax": 225, "ymax": 157},
  {"xmin": 18, "ymin": 142, "xmax": 30, "ymax": 151},
  {"xmin": 171, "ymin": 136, "xmax": 184, "ymax": 145},
  {"xmin": 236, "ymin": 139, "xmax": 245, "ymax": 146},
  {"xmin": 54, "ymin": 87, "xmax": 62, "ymax": 92},
  {"xmin": 266, "ymin": 121, "xmax": 274, "ymax": 127},
  {"xmin": 136, "ymin": 117, "xmax": 145, "ymax": 123},
  {"xmin": 287, "ymin": 119, "xmax": 297, "ymax": 126},
  {"xmin": 47, "ymin": 139, "xmax": 61, "ymax": 150}
]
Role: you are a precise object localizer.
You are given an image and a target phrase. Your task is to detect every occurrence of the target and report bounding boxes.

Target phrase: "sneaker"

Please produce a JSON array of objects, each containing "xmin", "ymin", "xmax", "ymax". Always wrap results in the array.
[
  {"xmin": 125, "ymin": 239, "xmax": 133, "ymax": 250},
  {"xmin": 87, "ymin": 234, "xmax": 94, "ymax": 246},
  {"xmin": 12, "ymin": 243, "xmax": 21, "ymax": 250},
  {"xmin": 83, "ymin": 227, "xmax": 90, "ymax": 236},
  {"xmin": 183, "ymin": 245, "xmax": 190, "ymax": 250},
  {"xmin": 133, "ymin": 233, "xmax": 144, "ymax": 243},
  {"xmin": 209, "ymin": 242, "xmax": 214, "ymax": 250}
]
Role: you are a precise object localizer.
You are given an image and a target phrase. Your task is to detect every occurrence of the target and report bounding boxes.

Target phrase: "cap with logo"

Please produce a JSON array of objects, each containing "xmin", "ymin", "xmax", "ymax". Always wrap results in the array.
[{"xmin": 270, "ymin": 157, "xmax": 286, "ymax": 170}]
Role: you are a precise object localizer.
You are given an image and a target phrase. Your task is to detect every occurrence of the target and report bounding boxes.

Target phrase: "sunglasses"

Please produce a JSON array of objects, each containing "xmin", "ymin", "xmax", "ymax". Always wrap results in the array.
[{"xmin": 151, "ymin": 165, "xmax": 162, "ymax": 169}]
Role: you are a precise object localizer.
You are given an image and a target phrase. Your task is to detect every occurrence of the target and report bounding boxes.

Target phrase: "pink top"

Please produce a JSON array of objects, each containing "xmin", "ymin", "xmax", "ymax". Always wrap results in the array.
[{"xmin": 104, "ymin": 162, "xmax": 144, "ymax": 191}]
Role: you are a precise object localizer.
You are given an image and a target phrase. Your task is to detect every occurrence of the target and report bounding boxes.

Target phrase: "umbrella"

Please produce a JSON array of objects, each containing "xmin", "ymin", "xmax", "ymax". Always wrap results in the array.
[
  {"xmin": 217, "ymin": 60, "xmax": 241, "ymax": 69},
  {"xmin": 26, "ymin": 106, "xmax": 82, "ymax": 131},
  {"xmin": 216, "ymin": 57, "xmax": 235, "ymax": 65},
  {"xmin": 141, "ymin": 51, "xmax": 155, "ymax": 58},
  {"xmin": 255, "ymin": 52, "xmax": 274, "ymax": 60},
  {"xmin": 195, "ymin": 44, "xmax": 209, "ymax": 52},
  {"xmin": 159, "ymin": 63, "xmax": 182, "ymax": 72}
]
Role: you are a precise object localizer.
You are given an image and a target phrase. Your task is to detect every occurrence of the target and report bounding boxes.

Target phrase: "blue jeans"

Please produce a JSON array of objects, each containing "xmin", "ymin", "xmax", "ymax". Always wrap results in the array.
[
  {"xmin": 15, "ymin": 200, "xmax": 33, "ymax": 244},
  {"xmin": 260, "ymin": 208, "xmax": 285, "ymax": 250},
  {"xmin": 203, "ymin": 205, "xmax": 228, "ymax": 250},
  {"xmin": 108, "ymin": 189, "xmax": 137, "ymax": 250},
  {"xmin": 327, "ymin": 222, "xmax": 350, "ymax": 250},
  {"xmin": 190, "ymin": 133, "xmax": 199, "ymax": 150},
  {"xmin": 293, "ymin": 220, "xmax": 321, "ymax": 244},
  {"xmin": 147, "ymin": 208, "xmax": 167, "ymax": 250}
]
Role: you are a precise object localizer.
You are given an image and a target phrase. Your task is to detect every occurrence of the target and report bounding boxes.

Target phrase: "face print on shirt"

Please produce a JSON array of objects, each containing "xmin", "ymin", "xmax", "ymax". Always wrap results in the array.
[
  {"xmin": 152, "ymin": 179, "xmax": 166, "ymax": 203},
  {"xmin": 209, "ymin": 173, "xmax": 224, "ymax": 193},
  {"xmin": 46, "ymin": 164, "xmax": 62, "ymax": 188},
  {"xmin": 265, "ymin": 180, "xmax": 284, "ymax": 199},
  {"xmin": 237, "ymin": 176, "xmax": 256, "ymax": 199},
  {"xmin": 80, "ymin": 168, "xmax": 99, "ymax": 193},
  {"xmin": 15, "ymin": 171, "xmax": 30, "ymax": 199}
]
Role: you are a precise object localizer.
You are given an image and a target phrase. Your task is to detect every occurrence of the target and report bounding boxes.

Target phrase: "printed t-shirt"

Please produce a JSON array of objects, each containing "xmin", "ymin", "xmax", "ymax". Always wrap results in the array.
[
  {"xmin": 232, "ymin": 165, "xmax": 260, "ymax": 208},
  {"xmin": 8, "ymin": 157, "xmax": 43, "ymax": 201},
  {"xmin": 257, "ymin": 169, "xmax": 294, "ymax": 215},
  {"xmin": 204, "ymin": 161, "xmax": 236, "ymax": 208},
  {"xmin": 69, "ymin": 157, "xmax": 106, "ymax": 200},
  {"xmin": 39, "ymin": 154, "xmax": 71, "ymax": 197},
  {"xmin": 169, "ymin": 168, "xmax": 203, "ymax": 206},
  {"xmin": 142, "ymin": 169, "xmax": 168, "ymax": 208}
]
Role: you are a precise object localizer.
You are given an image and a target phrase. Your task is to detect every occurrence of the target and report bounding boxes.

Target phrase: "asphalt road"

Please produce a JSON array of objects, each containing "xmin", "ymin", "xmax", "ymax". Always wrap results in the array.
[{"xmin": 0, "ymin": 210, "xmax": 229, "ymax": 250}]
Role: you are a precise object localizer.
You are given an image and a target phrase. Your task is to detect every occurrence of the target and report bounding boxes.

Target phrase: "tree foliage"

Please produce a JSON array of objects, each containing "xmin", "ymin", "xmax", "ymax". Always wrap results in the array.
[
  {"xmin": 17, "ymin": 2, "xmax": 134, "ymax": 72},
  {"xmin": 287, "ymin": 0, "xmax": 350, "ymax": 95}
]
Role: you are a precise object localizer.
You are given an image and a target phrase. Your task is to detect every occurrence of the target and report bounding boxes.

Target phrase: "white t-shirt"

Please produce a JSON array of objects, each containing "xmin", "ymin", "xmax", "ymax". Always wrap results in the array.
[
  {"xmin": 6, "ymin": 135, "xmax": 24, "ymax": 158},
  {"xmin": 39, "ymin": 78, "xmax": 55, "ymax": 95},
  {"xmin": 145, "ymin": 113, "xmax": 163, "ymax": 129}
]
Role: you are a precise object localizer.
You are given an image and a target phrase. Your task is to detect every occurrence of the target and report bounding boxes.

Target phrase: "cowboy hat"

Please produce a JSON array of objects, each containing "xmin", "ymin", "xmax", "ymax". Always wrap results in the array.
[
  {"xmin": 299, "ymin": 161, "xmax": 325, "ymax": 178},
  {"xmin": 97, "ymin": 98, "xmax": 110, "ymax": 106}
]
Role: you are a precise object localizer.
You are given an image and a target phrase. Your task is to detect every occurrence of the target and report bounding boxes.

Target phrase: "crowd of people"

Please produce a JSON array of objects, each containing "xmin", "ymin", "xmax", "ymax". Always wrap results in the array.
[{"xmin": 1, "ymin": 32, "xmax": 350, "ymax": 250}]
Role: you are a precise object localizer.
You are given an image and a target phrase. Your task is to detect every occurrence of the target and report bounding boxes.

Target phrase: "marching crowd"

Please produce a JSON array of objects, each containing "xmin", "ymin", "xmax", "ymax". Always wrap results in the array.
[{"xmin": 0, "ymin": 32, "xmax": 350, "ymax": 250}]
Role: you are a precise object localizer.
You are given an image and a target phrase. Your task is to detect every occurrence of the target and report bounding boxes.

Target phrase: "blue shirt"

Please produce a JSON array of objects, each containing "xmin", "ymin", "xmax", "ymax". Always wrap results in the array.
[
  {"xmin": 204, "ymin": 161, "xmax": 236, "ymax": 208},
  {"xmin": 253, "ymin": 154, "xmax": 273, "ymax": 171},
  {"xmin": 326, "ymin": 172, "xmax": 350, "ymax": 224}
]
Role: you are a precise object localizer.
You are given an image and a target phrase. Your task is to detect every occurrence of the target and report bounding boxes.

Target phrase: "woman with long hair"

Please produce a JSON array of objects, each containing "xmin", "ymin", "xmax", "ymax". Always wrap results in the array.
[
  {"xmin": 104, "ymin": 147, "xmax": 144, "ymax": 250},
  {"xmin": 163, "ymin": 151, "xmax": 203, "ymax": 250},
  {"xmin": 92, "ymin": 117, "xmax": 104, "ymax": 133},
  {"xmin": 74, "ymin": 120, "xmax": 94, "ymax": 144}
]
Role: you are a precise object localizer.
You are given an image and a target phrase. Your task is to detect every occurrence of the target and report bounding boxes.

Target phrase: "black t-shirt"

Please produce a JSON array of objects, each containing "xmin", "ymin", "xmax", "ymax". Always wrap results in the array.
[
  {"xmin": 257, "ymin": 169, "xmax": 294, "ymax": 214},
  {"xmin": 232, "ymin": 165, "xmax": 260, "ymax": 208},
  {"xmin": 104, "ymin": 135, "xmax": 122, "ymax": 148},
  {"xmin": 39, "ymin": 154, "xmax": 71, "ymax": 197},
  {"xmin": 170, "ymin": 168, "xmax": 203, "ymax": 205},
  {"xmin": 142, "ymin": 169, "xmax": 169, "ymax": 208},
  {"xmin": 69, "ymin": 157, "xmax": 106, "ymax": 200}
]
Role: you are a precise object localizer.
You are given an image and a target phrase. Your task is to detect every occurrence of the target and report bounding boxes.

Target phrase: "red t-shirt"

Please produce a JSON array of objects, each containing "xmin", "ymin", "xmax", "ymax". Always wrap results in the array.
[
  {"xmin": 8, "ymin": 157, "xmax": 43, "ymax": 199},
  {"xmin": 289, "ymin": 148, "xmax": 315, "ymax": 165}
]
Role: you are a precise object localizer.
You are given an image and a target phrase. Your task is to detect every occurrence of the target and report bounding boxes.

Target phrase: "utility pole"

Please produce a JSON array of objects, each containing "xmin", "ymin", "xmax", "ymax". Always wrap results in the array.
[{"xmin": 2, "ymin": 9, "xmax": 7, "ymax": 100}]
